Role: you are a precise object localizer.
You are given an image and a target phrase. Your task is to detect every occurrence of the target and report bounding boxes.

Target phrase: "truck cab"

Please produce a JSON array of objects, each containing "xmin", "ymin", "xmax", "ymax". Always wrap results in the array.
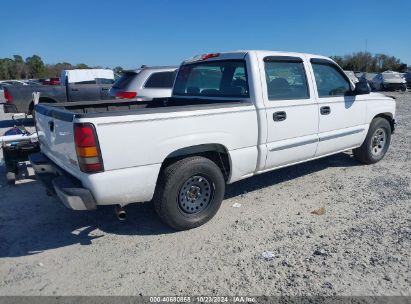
[{"xmin": 31, "ymin": 50, "xmax": 396, "ymax": 230}]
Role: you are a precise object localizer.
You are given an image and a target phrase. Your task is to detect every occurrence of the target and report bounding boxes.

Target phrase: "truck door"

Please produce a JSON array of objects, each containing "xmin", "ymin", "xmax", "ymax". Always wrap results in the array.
[
  {"xmin": 68, "ymin": 80, "xmax": 101, "ymax": 102},
  {"xmin": 260, "ymin": 55, "xmax": 319, "ymax": 170},
  {"xmin": 309, "ymin": 58, "xmax": 367, "ymax": 157},
  {"xmin": 97, "ymin": 78, "xmax": 115, "ymax": 100}
]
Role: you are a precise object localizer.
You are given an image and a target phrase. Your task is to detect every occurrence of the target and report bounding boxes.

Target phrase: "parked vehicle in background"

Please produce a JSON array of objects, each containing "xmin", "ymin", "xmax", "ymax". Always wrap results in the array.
[
  {"xmin": 109, "ymin": 66, "xmax": 177, "ymax": 100},
  {"xmin": 354, "ymin": 71, "xmax": 363, "ymax": 78},
  {"xmin": 344, "ymin": 70, "xmax": 359, "ymax": 83},
  {"xmin": 42, "ymin": 78, "xmax": 61, "ymax": 85},
  {"xmin": 3, "ymin": 69, "xmax": 115, "ymax": 114},
  {"xmin": 371, "ymin": 72, "xmax": 407, "ymax": 91},
  {"xmin": 24, "ymin": 80, "xmax": 42, "ymax": 85},
  {"xmin": 31, "ymin": 51, "xmax": 396, "ymax": 230},
  {"xmin": 0, "ymin": 83, "xmax": 10, "ymax": 103},
  {"xmin": 0, "ymin": 80, "xmax": 28, "ymax": 86},
  {"xmin": 359, "ymin": 73, "xmax": 377, "ymax": 90},
  {"xmin": 403, "ymin": 72, "xmax": 411, "ymax": 90}
]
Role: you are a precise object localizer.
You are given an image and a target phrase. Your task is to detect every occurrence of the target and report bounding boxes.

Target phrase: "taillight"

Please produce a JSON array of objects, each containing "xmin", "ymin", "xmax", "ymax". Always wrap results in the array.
[
  {"xmin": 74, "ymin": 123, "xmax": 104, "ymax": 173},
  {"xmin": 4, "ymin": 89, "xmax": 12, "ymax": 103},
  {"xmin": 115, "ymin": 91, "xmax": 137, "ymax": 99}
]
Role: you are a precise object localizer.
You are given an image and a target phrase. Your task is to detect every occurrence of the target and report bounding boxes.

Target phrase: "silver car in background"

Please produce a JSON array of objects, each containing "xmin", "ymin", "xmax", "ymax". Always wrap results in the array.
[
  {"xmin": 371, "ymin": 72, "xmax": 407, "ymax": 91},
  {"xmin": 344, "ymin": 70, "xmax": 359, "ymax": 83},
  {"xmin": 109, "ymin": 66, "xmax": 178, "ymax": 100}
]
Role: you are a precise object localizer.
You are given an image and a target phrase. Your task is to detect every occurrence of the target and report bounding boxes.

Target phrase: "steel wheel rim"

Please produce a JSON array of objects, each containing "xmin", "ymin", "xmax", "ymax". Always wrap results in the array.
[
  {"xmin": 178, "ymin": 175, "xmax": 214, "ymax": 214},
  {"xmin": 371, "ymin": 128, "xmax": 387, "ymax": 156}
]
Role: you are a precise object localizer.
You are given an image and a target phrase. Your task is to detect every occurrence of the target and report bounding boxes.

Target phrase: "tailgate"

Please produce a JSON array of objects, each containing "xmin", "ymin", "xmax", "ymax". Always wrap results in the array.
[{"xmin": 34, "ymin": 105, "xmax": 81, "ymax": 177}]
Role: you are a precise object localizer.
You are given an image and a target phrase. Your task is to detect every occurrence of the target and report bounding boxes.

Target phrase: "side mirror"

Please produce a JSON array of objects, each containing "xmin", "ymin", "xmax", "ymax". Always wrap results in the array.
[{"xmin": 353, "ymin": 80, "xmax": 371, "ymax": 95}]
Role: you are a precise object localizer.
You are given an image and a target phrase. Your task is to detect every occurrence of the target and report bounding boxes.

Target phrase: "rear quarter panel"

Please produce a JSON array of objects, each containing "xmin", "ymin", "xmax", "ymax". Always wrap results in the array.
[{"xmin": 82, "ymin": 103, "xmax": 259, "ymax": 183}]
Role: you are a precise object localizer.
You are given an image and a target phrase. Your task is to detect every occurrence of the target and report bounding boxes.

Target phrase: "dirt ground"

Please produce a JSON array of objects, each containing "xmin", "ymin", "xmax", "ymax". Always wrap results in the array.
[{"xmin": 0, "ymin": 92, "xmax": 410, "ymax": 296}]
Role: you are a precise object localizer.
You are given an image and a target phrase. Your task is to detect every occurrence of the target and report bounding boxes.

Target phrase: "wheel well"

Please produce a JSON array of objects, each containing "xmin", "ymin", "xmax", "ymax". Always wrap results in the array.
[
  {"xmin": 161, "ymin": 144, "xmax": 231, "ymax": 181},
  {"xmin": 374, "ymin": 113, "xmax": 395, "ymax": 133}
]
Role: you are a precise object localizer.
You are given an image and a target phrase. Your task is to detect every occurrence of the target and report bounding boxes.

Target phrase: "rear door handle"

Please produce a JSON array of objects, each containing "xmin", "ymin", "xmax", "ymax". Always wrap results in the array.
[
  {"xmin": 320, "ymin": 106, "xmax": 331, "ymax": 115},
  {"xmin": 273, "ymin": 111, "xmax": 287, "ymax": 121}
]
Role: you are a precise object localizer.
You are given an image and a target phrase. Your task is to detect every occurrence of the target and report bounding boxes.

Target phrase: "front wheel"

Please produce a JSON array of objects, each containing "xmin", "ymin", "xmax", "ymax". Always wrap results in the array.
[
  {"xmin": 353, "ymin": 118, "xmax": 391, "ymax": 164},
  {"xmin": 153, "ymin": 156, "xmax": 225, "ymax": 230}
]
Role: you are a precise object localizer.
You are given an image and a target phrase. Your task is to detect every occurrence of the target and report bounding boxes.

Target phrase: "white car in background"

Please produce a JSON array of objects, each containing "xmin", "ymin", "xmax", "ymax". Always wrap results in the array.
[
  {"xmin": 344, "ymin": 70, "xmax": 359, "ymax": 83},
  {"xmin": 371, "ymin": 72, "xmax": 407, "ymax": 91}
]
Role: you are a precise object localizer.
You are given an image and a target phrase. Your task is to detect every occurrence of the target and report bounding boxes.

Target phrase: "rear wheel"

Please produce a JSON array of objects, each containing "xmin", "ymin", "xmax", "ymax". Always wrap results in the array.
[
  {"xmin": 153, "ymin": 156, "xmax": 225, "ymax": 230},
  {"xmin": 379, "ymin": 83, "xmax": 384, "ymax": 91},
  {"xmin": 353, "ymin": 117, "xmax": 391, "ymax": 164}
]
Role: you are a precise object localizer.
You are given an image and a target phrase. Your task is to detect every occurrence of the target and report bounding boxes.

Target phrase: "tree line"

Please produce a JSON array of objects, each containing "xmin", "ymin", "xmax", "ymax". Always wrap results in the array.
[
  {"xmin": 0, "ymin": 52, "xmax": 409, "ymax": 81},
  {"xmin": 330, "ymin": 52, "xmax": 409, "ymax": 73},
  {"xmin": 0, "ymin": 54, "xmax": 124, "ymax": 80}
]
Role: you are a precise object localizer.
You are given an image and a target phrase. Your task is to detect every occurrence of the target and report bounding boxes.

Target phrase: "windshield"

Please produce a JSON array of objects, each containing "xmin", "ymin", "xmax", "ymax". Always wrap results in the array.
[{"xmin": 173, "ymin": 60, "xmax": 249, "ymax": 98}]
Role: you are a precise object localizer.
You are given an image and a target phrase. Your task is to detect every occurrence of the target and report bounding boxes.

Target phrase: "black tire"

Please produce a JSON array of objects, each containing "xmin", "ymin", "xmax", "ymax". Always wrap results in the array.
[
  {"xmin": 353, "ymin": 117, "xmax": 391, "ymax": 164},
  {"xmin": 153, "ymin": 156, "xmax": 225, "ymax": 230},
  {"xmin": 379, "ymin": 83, "xmax": 384, "ymax": 91}
]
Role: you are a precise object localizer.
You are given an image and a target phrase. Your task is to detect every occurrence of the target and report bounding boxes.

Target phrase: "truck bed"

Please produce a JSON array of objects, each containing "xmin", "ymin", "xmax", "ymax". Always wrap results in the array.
[{"xmin": 34, "ymin": 98, "xmax": 248, "ymax": 121}]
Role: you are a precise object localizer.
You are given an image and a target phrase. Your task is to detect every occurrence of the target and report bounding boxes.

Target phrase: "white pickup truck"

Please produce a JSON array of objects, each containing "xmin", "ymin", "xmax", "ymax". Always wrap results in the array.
[{"xmin": 31, "ymin": 51, "xmax": 396, "ymax": 230}]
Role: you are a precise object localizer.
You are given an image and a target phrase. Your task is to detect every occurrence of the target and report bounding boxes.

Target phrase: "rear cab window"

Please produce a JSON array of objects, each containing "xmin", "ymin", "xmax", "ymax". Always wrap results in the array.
[
  {"xmin": 173, "ymin": 60, "xmax": 249, "ymax": 98},
  {"xmin": 264, "ymin": 56, "xmax": 310, "ymax": 100}
]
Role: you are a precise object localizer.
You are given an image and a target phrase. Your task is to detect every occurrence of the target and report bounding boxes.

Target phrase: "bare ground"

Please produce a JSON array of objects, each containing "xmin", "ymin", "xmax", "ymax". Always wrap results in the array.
[{"xmin": 0, "ymin": 92, "xmax": 410, "ymax": 296}]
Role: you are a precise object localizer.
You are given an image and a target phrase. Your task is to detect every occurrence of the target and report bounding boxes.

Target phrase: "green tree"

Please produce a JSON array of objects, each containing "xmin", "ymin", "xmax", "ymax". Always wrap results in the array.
[
  {"xmin": 0, "ymin": 58, "xmax": 16, "ymax": 79},
  {"xmin": 13, "ymin": 55, "xmax": 27, "ymax": 79},
  {"xmin": 114, "ymin": 66, "xmax": 123, "ymax": 74},
  {"xmin": 25, "ymin": 55, "xmax": 45, "ymax": 78},
  {"xmin": 75, "ymin": 63, "xmax": 89, "ymax": 69}
]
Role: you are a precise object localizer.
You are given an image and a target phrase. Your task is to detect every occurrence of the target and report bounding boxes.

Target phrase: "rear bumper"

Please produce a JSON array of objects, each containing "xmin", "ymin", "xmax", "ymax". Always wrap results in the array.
[{"xmin": 29, "ymin": 152, "xmax": 97, "ymax": 210}]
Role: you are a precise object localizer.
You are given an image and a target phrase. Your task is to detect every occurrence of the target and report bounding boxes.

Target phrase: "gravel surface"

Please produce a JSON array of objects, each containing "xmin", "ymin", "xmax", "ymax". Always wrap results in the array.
[{"xmin": 0, "ymin": 92, "xmax": 410, "ymax": 296}]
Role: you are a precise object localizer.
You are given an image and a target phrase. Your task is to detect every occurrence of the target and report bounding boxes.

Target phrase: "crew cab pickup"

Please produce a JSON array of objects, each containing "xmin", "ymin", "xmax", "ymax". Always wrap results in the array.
[
  {"xmin": 31, "ymin": 51, "xmax": 396, "ymax": 230},
  {"xmin": 4, "ymin": 69, "xmax": 115, "ymax": 114}
]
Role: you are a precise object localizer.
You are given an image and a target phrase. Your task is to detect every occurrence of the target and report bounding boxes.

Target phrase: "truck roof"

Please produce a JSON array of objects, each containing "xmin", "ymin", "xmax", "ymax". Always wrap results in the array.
[
  {"xmin": 124, "ymin": 66, "xmax": 178, "ymax": 73},
  {"xmin": 182, "ymin": 50, "xmax": 331, "ymax": 64}
]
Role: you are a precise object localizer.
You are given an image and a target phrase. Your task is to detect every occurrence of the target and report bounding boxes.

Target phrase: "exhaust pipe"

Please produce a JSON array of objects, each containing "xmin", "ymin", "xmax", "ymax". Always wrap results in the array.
[{"xmin": 114, "ymin": 205, "xmax": 127, "ymax": 221}]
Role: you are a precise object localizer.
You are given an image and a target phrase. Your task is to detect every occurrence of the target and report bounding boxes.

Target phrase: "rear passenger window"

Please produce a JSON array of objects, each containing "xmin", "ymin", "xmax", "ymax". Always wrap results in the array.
[
  {"xmin": 311, "ymin": 62, "xmax": 350, "ymax": 97},
  {"xmin": 144, "ymin": 72, "xmax": 175, "ymax": 88},
  {"xmin": 264, "ymin": 57, "xmax": 309, "ymax": 100}
]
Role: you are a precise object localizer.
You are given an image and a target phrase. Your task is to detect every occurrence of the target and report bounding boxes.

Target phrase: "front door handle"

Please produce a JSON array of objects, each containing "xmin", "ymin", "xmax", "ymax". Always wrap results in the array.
[
  {"xmin": 273, "ymin": 111, "xmax": 287, "ymax": 121},
  {"xmin": 71, "ymin": 88, "xmax": 79, "ymax": 91},
  {"xmin": 320, "ymin": 106, "xmax": 331, "ymax": 115},
  {"xmin": 101, "ymin": 88, "xmax": 109, "ymax": 91}
]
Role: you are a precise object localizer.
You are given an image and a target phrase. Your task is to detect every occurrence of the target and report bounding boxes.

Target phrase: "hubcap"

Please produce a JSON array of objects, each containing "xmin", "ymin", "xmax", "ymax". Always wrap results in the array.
[
  {"xmin": 371, "ymin": 128, "xmax": 386, "ymax": 156},
  {"xmin": 178, "ymin": 175, "xmax": 213, "ymax": 214}
]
